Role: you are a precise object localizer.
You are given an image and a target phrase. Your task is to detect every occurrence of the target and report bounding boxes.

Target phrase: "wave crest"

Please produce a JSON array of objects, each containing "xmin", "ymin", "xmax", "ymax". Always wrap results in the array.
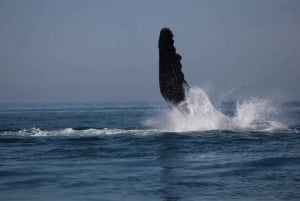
[{"xmin": 0, "ymin": 128, "xmax": 158, "ymax": 137}]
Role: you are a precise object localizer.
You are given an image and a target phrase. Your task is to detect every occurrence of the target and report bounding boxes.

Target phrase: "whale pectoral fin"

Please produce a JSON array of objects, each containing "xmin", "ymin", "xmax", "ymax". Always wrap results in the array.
[{"xmin": 159, "ymin": 28, "xmax": 189, "ymax": 106}]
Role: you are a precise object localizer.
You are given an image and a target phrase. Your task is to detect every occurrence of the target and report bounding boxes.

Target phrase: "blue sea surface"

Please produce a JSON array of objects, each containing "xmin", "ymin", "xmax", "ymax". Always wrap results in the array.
[{"xmin": 0, "ymin": 102, "xmax": 299, "ymax": 201}]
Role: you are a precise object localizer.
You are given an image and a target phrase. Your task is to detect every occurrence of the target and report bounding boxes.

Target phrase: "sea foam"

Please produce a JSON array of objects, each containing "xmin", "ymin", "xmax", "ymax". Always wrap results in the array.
[
  {"xmin": 0, "ymin": 127, "xmax": 158, "ymax": 137},
  {"xmin": 146, "ymin": 87, "xmax": 287, "ymax": 132}
]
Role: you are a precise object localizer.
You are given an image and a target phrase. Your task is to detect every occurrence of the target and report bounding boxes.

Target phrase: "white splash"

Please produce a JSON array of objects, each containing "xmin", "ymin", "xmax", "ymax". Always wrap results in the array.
[
  {"xmin": 146, "ymin": 87, "xmax": 287, "ymax": 132},
  {"xmin": 231, "ymin": 99, "xmax": 285, "ymax": 131}
]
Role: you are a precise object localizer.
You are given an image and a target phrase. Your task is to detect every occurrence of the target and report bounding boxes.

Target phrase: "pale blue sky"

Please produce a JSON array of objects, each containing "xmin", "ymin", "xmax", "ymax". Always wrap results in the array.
[{"xmin": 0, "ymin": 0, "xmax": 299, "ymax": 103}]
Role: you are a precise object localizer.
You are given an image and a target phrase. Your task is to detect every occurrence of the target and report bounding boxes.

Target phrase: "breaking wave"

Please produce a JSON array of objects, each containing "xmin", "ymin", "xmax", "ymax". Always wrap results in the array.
[
  {"xmin": 0, "ymin": 127, "xmax": 158, "ymax": 137},
  {"xmin": 146, "ymin": 87, "xmax": 288, "ymax": 132}
]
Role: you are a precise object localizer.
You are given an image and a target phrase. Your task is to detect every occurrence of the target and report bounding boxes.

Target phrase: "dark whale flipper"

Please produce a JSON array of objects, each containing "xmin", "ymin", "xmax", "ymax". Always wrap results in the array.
[{"xmin": 159, "ymin": 28, "xmax": 189, "ymax": 106}]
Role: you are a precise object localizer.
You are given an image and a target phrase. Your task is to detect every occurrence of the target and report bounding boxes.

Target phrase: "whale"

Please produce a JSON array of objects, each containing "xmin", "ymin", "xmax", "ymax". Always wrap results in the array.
[{"xmin": 158, "ymin": 28, "xmax": 189, "ymax": 106}]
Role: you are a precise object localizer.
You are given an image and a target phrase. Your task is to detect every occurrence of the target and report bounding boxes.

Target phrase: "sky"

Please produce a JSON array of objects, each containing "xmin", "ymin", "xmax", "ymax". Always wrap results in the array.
[{"xmin": 0, "ymin": 0, "xmax": 299, "ymax": 103}]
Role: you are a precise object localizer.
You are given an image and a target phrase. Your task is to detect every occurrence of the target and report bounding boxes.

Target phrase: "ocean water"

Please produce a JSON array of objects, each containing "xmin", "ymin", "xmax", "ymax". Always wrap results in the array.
[{"xmin": 0, "ymin": 88, "xmax": 300, "ymax": 201}]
